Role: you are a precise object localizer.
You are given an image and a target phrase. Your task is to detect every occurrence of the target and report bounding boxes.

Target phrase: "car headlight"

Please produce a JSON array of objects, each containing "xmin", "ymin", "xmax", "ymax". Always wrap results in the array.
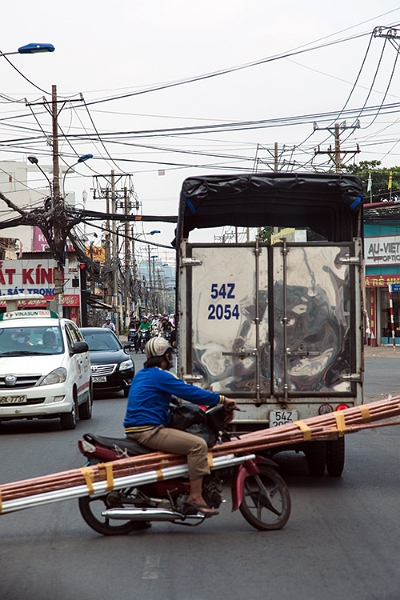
[
  {"xmin": 39, "ymin": 367, "xmax": 67, "ymax": 386},
  {"xmin": 119, "ymin": 359, "xmax": 133, "ymax": 372}
]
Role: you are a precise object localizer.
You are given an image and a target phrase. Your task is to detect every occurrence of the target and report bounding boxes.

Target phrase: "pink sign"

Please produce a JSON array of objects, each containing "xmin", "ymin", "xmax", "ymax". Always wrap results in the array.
[{"xmin": 33, "ymin": 227, "xmax": 48, "ymax": 252}]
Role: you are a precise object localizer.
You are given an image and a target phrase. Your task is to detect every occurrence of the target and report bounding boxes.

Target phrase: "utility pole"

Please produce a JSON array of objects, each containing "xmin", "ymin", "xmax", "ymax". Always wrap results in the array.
[
  {"xmin": 111, "ymin": 170, "xmax": 119, "ymax": 336},
  {"xmin": 373, "ymin": 26, "xmax": 400, "ymax": 52},
  {"xmin": 124, "ymin": 187, "xmax": 130, "ymax": 327},
  {"xmin": 104, "ymin": 188, "xmax": 112, "ymax": 305},
  {"xmin": 148, "ymin": 245, "xmax": 153, "ymax": 314},
  {"xmin": 26, "ymin": 87, "xmax": 83, "ymax": 318},
  {"xmin": 91, "ymin": 173, "xmax": 139, "ymax": 323},
  {"xmin": 314, "ymin": 122, "xmax": 360, "ymax": 172},
  {"xmin": 51, "ymin": 84, "xmax": 63, "ymax": 317}
]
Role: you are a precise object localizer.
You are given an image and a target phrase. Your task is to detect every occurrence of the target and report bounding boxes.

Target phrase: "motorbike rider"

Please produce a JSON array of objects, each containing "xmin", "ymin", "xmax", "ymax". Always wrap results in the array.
[
  {"xmin": 139, "ymin": 316, "xmax": 152, "ymax": 333},
  {"xmin": 124, "ymin": 337, "xmax": 237, "ymax": 517}
]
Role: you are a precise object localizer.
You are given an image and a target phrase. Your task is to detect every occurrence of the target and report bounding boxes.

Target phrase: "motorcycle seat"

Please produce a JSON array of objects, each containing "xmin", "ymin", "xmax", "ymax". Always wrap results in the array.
[{"xmin": 83, "ymin": 433, "xmax": 152, "ymax": 456}]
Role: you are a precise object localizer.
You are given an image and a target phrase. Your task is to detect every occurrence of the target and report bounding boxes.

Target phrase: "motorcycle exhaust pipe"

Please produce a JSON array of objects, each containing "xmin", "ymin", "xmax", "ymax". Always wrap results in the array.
[{"xmin": 102, "ymin": 507, "xmax": 204, "ymax": 522}]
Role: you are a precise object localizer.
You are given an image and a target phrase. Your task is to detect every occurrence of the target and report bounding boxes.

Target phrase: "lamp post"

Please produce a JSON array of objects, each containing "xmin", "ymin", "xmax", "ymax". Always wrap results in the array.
[
  {"xmin": 62, "ymin": 154, "xmax": 93, "ymax": 199},
  {"xmin": 27, "ymin": 155, "xmax": 53, "ymax": 195},
  {"xmin": 0, "ymin": 43, "xmax": 55, "ymax": 57}
]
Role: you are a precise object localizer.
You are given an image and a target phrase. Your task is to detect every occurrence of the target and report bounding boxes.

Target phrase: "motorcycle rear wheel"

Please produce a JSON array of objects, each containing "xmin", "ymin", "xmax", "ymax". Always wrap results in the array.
[
  {"xmin": 79, "ymin": 492, "xmax": 144, "ymax": 536},
  {"xmin": 239, "ymin": 465, "xmax": 291, "ymax": 531}
]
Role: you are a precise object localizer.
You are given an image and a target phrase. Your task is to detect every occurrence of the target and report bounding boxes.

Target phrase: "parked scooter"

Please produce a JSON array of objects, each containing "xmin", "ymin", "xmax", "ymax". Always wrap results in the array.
[{"xmin": 77, "ymin": 404, "xmax": 291, "ymax": 535}]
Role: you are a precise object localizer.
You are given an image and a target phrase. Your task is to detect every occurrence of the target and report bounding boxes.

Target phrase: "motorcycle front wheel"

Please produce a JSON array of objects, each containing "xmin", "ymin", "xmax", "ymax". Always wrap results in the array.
[
  {"xmin": 239, "ymin": 465, "xmax": 291, "ymax": 531},
  {"xmin": 79, "ymin": 492, "xmax": 143, "ymax": 536}
]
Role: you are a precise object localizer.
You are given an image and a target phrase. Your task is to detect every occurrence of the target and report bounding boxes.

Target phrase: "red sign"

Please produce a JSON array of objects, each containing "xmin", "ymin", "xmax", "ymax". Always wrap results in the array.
[
  {"xmin": 365, "ymin": 274, "xmax": 400, "ymax": 287},
  {"xmin": 0, "ymin": 294, "xmax": 80, "ymax": 308}
]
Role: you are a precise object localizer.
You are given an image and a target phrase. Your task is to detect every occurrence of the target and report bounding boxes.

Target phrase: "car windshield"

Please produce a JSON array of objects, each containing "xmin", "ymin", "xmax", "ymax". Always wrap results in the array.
[
  {"xmin": 82, "ymin": 330, "xmax": 122, "ymax": 352},
  {"xmin": 0, "ymin": 325, "xmax": 64, "ymax": 356}
]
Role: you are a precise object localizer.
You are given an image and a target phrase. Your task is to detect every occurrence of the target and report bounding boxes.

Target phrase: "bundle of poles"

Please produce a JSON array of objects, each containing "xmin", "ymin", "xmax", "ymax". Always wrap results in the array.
[{"xmin": 1, "ymin": 395, "xmax": 400, "ymax": 516}]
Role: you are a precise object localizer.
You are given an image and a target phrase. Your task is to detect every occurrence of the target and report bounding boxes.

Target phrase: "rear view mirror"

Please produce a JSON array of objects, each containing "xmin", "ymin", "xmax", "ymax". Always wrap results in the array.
[{"xmin": 73, "ymin": 341, "xmax": 89, "ymax": 354}]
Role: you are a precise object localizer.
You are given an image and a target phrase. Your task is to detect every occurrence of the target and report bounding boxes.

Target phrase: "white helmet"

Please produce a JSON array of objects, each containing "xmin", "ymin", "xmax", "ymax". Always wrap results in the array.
[{"xmin": 145, "ymin": 337, "xmax": 172, "ymax": 358}]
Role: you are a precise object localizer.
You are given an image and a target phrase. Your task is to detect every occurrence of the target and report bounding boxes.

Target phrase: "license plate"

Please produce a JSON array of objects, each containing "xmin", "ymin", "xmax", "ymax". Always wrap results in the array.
[
  {"xmin": 269, "ymin": 410, "xmax": 299, "ymax": 427},
  {"xmin": 93, "ymin": 376, "xmax": 107, "ymax": 383},
  {"xmin": 0, "ymin": 395, "xmax": 27, "ymax": 404}
]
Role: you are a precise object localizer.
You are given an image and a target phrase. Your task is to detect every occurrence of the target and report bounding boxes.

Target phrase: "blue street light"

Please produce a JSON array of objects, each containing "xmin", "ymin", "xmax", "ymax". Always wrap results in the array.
[
  {"xmin": 62, "ymin": 154, "xmax": 93, "ymax": 197},
  {"xmin": 77, "ymin": 153, "xmax": 93, "ymax": 163},
  {"xmin": 18, "ymin": 43, "xmax": 55, "ymax": 54},
  {"xmin": 0, "ymin": 43, "xmax": 55, "ymax": 57}
]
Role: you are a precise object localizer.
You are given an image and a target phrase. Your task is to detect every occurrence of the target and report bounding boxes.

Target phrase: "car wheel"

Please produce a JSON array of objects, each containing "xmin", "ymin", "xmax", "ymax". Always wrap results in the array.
[
  {"xmin": 79, "ymin": 382, "xmax": 93, "ymax": 420},
  {"xmin": 60, "ymin": 394, "xmax": 78, "ymax": 430}
]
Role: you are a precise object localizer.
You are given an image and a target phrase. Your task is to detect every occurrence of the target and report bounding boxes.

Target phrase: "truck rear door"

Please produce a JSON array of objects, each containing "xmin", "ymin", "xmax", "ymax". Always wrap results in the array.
[{"xmin": 178, "ymin": 239, "xmax": 362, "ymax": 407}]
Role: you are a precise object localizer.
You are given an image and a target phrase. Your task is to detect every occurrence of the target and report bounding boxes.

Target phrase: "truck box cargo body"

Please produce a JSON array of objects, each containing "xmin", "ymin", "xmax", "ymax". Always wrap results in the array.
[{"xmin": 176, "ymin": 173, "xmax": 364, "ymax": 446}]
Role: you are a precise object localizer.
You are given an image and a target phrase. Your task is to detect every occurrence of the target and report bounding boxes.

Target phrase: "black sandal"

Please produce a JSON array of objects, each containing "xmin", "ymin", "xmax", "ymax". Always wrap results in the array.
[{"xmin": 181, "ymin": 501, "xmax": 219, "ymax": 518}]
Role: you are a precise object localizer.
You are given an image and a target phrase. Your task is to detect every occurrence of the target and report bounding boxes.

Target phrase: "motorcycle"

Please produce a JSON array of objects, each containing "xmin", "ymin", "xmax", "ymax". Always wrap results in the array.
[
  {"xmin": 77, "ymin": 404, "xmax": 291, "ymax": 535},
  {"xmin": 138, "ymin": 330, "xmax": 151, "ymax": 353},
  {"xmin": 161, "ymin": 328, "xmax": 172, "ymax": 342},
  {"xmin": 127, "ymin": 329, "xmax": 139, "ymax": 351}
]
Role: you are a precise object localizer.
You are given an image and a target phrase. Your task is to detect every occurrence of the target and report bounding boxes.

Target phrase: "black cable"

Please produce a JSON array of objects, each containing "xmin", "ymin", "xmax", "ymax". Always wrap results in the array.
[
  {"xmin": 0, "ymin": 54, "xmax": 50, "ymax": 95},
  {"xmin": 79, "ymin": 93, "xmax": 122, "ymax": 171},
  {"xmin": 83, "ymin": 31, "xmax": 372, "ymax": 107}
]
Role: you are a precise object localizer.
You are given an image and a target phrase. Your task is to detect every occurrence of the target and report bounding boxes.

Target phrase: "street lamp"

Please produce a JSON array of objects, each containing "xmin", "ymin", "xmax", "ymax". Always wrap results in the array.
[
  {"xmin": 134, "ymin": 229, "xmax": 161, "ymax": 240},
  {"xmin": 62, "ymin": 154, "xmax": 93, "ymax": 199},
  {"xmin": 0, "ymin": 43, "xmax": 55, "ymax": 57},
  {"xmin": 27, "ymin": 155, "xmax": 53, "ymax": 195}
]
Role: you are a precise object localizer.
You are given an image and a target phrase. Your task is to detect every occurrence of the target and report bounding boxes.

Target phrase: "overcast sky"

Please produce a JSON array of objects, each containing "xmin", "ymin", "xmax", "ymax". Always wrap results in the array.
[{"xmin": 1, "ymin": 1, "xmax": 400, "ymax": 249}]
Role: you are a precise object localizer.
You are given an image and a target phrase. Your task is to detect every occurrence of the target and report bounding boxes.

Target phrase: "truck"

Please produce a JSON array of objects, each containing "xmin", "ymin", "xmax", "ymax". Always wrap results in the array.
[{"xmin": 175, "ymin": 172, "xmax": 364, "ymax": 476}]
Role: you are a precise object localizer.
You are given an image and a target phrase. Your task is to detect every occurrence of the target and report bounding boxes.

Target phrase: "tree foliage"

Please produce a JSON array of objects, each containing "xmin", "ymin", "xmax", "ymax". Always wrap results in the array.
[{"xmin": 343, "ymin": 161, "xmax": 400, "ymax": 203}]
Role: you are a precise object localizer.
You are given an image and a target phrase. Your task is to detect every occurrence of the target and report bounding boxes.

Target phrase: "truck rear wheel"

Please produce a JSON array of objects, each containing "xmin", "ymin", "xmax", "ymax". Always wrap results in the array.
[
  {"xmin": 326, "ymin": 438, "xmax": 345, "ymax": 477},
  {"xmin": 306, "ymin": 441, "xmax": 326, "ymax": 476}
]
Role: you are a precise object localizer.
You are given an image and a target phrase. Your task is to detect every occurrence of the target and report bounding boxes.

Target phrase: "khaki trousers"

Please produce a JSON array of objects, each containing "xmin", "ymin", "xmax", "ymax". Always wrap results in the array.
[{"xmin": 127, "ymin": 426, "xmax": 210, "ymax": 480}]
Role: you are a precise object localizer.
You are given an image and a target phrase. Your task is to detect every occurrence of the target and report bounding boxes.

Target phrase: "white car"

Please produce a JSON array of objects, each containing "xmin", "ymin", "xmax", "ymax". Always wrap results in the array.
[{"xmin": 0, "ymin": 308, "xmax": 92, "ymax": 430}]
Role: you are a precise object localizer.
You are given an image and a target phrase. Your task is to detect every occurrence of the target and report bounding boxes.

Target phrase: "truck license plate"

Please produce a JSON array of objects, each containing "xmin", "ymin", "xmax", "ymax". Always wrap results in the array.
[
  {"xmin": 0, "ymin": 395, "xmax": 27, "ymax": 404},
  {"xmin": 93, "ymin": 376, "xmax": 107, "ymax": 383},
  {"xmin": 269, "ymin": 410, "xmax": 299, "ymax": 427}
]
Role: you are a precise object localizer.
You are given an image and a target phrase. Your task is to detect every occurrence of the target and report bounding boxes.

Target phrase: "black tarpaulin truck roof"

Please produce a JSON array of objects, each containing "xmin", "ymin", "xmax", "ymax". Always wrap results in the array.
[{"xmin": 177, "ymin": 172, "xmax": 363, "ymax": 242}]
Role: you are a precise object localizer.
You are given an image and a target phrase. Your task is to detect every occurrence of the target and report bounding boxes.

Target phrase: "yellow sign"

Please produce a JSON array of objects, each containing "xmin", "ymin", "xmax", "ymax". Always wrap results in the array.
[
  {"xmin": 271, "ymin": 228, "xmax": 295, "ymax": 245},
  {"xmin": 85, "ymin": 246, "xmax": 106, "ymax": 264}
]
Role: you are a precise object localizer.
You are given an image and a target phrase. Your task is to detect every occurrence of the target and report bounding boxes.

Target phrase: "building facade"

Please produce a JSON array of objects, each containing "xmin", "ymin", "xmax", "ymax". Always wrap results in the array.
[{"xmin": 364, "ymin": 222, "xmax": 400, "ymax": 346}]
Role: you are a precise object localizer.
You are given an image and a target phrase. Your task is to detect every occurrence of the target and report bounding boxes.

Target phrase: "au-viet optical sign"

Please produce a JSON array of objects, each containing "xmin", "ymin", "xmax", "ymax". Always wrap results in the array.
[{"xmin": 365, "ymin": 235, "xmax": 400, "ymax": 266}]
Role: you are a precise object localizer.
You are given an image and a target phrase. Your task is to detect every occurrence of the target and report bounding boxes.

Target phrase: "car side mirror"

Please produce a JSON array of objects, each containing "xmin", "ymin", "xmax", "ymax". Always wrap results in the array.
[
  {"xmin": 73, "ymin": 341, "xmax": 89, "ymax": 354},
  {"xmin": 123, "ymin": 343, "xmax": 135, "ymax": 354}
]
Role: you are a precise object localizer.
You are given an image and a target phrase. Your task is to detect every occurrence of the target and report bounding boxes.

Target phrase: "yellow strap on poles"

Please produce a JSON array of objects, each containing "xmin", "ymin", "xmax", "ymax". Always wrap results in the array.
[
  {"xmin": 156, "ymin": 469, "xmax": 164, "ymax": 481},
  {"xmin": 359, "ymin": 405, "xmax": 371, "ymax": 422},
  {"xmin": 207, "ymin": 452, "xmax": 214, "ymax": 468},
  {"xmin": 294, "ymin": 420, "xmax": 312, "ymax": 441},
  {"xmin": 80, "ymin": 467, "xmax": 95, "ymax": 495},
  {"xmin": 104, "ymin": 463, "xmax": 114, "ymax": 492},
  {"xmin": 333, "ymin": 411, "xmax": 347, "ymax": 437}
]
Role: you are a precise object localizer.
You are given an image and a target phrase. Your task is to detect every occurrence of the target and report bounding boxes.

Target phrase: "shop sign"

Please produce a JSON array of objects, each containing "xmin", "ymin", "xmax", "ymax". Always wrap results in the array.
[
  {"xmin": 85, "ymin": 245, "xmax": 105, "ymax": 264},
  {"xmin": 365, "ymin": 235, "xmax": 400, "ymax": 266},
  {"xmin": 0, "ymin": 259, "xmax": 79, "ymax": 307},
  {"xmin": 365, "ymin": 274, "xmax": 400, "ymax": 287}
]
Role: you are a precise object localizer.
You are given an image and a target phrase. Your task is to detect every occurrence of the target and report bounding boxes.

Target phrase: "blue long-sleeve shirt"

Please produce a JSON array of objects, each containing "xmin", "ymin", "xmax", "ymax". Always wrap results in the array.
[{"xmin": 124, "ymin": 367, "xmax": 223, "ymax": 433}]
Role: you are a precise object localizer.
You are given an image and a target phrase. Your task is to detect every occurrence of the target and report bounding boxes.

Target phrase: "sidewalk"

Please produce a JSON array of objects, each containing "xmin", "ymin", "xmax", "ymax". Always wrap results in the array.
[{"xmin": 364, "ymin": 344, "xmax": 400, "ymax": 359}]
